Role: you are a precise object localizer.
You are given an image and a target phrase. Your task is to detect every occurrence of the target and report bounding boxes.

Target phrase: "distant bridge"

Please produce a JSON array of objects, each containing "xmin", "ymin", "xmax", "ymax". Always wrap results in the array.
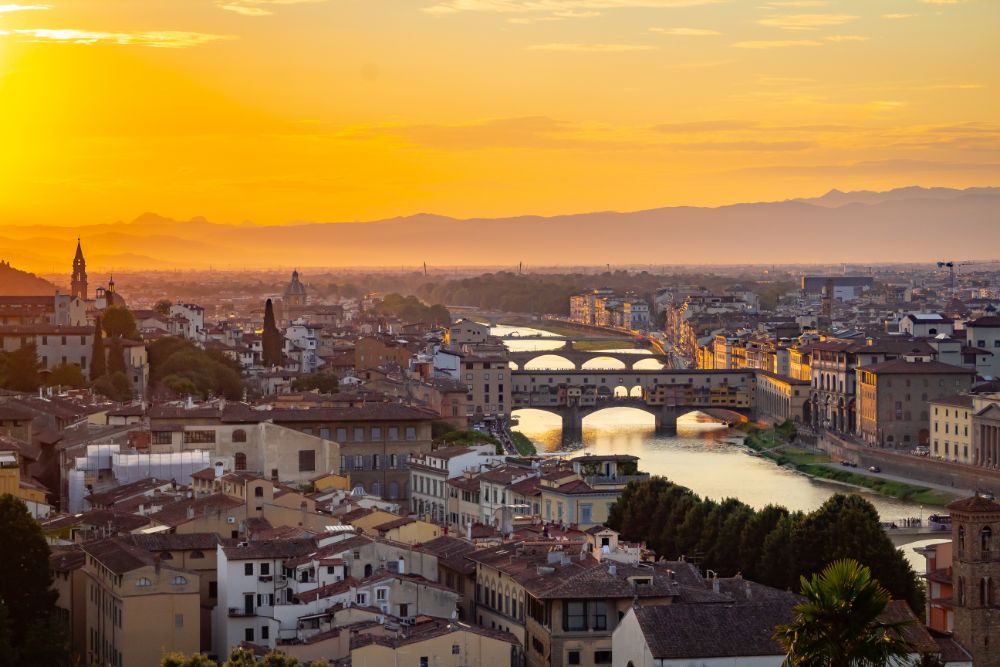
[
  {"xmin": 510, "ymin": 368, "xmax": 756, "ymax": 431},
  {"xmin": 508, "ymin": 348, "xmax": 673, "ymax": 371}
]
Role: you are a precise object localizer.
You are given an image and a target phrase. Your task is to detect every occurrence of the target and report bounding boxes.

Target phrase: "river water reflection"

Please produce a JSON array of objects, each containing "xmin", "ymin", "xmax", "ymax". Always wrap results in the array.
[{"xmin": 497, "ymin": 324, "xmax": 944, "ymax": 569}]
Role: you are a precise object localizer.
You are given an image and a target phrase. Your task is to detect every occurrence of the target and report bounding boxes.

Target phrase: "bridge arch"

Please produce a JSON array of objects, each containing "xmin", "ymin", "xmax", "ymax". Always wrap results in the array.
[
  {"xmin": 580, "ymin": 356, "xmax": 628, "ymax": 371},
  {"xmin": 631, "ymin": 357, "xmax": 665, "ymax": 371},
  {"xmin": 522, "ymin": 354, "xmax": 577, "ymax": 371}
]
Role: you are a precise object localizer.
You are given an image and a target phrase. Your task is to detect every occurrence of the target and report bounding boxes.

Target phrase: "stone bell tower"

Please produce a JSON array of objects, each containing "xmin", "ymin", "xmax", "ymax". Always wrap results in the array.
[
  {"xmin": 949, "ymin": 495, "xmax": 1000, "ymax": 666},
  {"xmin": 71, "ymin": 238, "xmax": 88, "ymax": 300}
]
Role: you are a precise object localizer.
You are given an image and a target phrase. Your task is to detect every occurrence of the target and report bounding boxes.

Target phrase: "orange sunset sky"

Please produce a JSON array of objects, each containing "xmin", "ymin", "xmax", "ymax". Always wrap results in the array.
[{"xmin": 0, "ymin": 0, "xmax": 998, "ymax": 230}]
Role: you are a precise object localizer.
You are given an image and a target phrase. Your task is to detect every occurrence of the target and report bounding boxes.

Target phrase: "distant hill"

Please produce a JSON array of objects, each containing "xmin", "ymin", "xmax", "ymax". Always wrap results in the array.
[
  {"xmin": 0, "ymin": 261, "xmax": 58, "ymax": 295},
  {"xmin": 1, "ymin": 185, "xmax": 999, "ymax": 268}
]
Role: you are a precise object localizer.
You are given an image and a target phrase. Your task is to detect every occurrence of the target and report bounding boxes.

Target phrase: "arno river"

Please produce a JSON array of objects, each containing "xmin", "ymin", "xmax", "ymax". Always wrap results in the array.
[{"xmin": 495, "ymin": 325, "xmax": 947, "ymax": 569}]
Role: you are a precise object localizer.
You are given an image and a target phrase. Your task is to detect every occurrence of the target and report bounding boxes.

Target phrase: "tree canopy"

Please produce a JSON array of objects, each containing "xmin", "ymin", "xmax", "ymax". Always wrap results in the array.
[
  {"xmin": 102, "ymin": 305, "xmax": 139, "ymax": 339},
  {"xmin": 291, "ymin": 371, "xmax": 339, "ymax": 394},
  {"xmin": 149, "ymin": 337, "xmax": 244, "ymax": 400},
  {"xmin": 90, "ymin": 316, "xmax": 106, "ymax": 381},
  {"xmin": 0, "ymin": 344, "xmax": 41, "ymax": 392},
  {"xmin": 370, "ymin": 293, "xmax": 451, "ymax": 326},
  {"xmin": 0, "ymin": 495, "xmax": 66, "ymax": 665},
  {"xmin": 45, "ymin": 362, "xmax": 87, "ymax": 389},
  {"xmin": 607, "ymin": 477, "xmax": 925, "ymax": 614}
]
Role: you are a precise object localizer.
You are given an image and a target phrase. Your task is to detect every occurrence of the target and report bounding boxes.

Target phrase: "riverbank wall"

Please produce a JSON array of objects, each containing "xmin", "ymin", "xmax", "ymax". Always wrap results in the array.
[{"xmin": 822, "ymin": 432, "xmax": 1000, "ymax": 497}]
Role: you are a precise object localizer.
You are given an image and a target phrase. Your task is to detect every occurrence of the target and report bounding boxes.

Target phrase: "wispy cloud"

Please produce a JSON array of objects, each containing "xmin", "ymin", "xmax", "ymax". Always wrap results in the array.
[
  {"xmin": 882, "ymin": 13, "xmax": 914, "ymax": 19},
  {"xmin": 731, "ymin": 39, "xmax": 822, "ymax": 48},
  {"xmin": 424, "ymin": 0, "xmax": 723, "ymax": 16},
  {"xmin": 825, "ymin": 34, "xmax": 869, "ymax": 42},
  {"xmin": 756, "ymin": 13, "xmax": 858, "ymax": 30},
  {"xmin": 217, "ymin": 0, "xmax": 327, "ymax": 17},
  {"xmin": 759, "ymin": 0, "xmax": 829, "ymax": 6},
  {"xmin": 528, "ymin": 42, "xmax": 657, "ymax": 51},
  {"xmin": 650, "ymin": 27, "xmax": 721, "ymax": 36},
  {"xmin": 3, "ymin": 28, "xmax": 235, "ymax": 48},
  {"xmin": 0, "ymin": 3, "xmax": 50, "ymax": 13},
  {"xmin": 653, "ymin": 120, "xmax": 757, "ymax": 132}
]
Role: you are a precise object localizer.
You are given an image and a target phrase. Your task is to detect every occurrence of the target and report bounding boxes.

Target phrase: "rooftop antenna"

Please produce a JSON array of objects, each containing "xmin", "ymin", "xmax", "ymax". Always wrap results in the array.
[{"xmin": 423, "ymin": 262, "xmax": 427, "ymax": 277}]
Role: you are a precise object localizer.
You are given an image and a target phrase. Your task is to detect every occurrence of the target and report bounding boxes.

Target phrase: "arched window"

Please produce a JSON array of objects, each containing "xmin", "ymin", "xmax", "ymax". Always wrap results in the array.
[
  {"xmin": 959, "ymin": 525, "xmax": 966, "ymax": 552},
  {"xmin": 190, "ymin": 550, "xmax": 205, "ymax": 559},
  {"xmin": 172, "ymin": 576, "xmax": 188, "ymax": 586},
  {"xmin": 371, "ymin": 481, "xmax": 381, "ymax": 497},
  {"xmin": 234, "ymin": 452, "xmax": 247, "ymax": 471},
  {"xmin": 958, "ymin": 576, "xmax": 966, "ymax": 605},
  {"xmin": 254, "ymin": 486, "xmax": 264, "ymax": 498},
  {"xmin": 364, "ymin": 564, "xmax": 373, "ymax": 578},
  {"xmin": 982, "ymin": 526, "xmax": 993, "ymax": 556},
  {"xmin": 388, "ymin": 481, "xmax": 399, "ymax": 499},
  {"xmin": 232, "ymin": 429, "xmax": 247, "ymax": 443},
  {"xmin": 136, "ymin": 577, "xmax": 152, "ymax": 588},
  {"xmin": 981, "ymin": 578, "xmax": 991, "ymax": 607}
]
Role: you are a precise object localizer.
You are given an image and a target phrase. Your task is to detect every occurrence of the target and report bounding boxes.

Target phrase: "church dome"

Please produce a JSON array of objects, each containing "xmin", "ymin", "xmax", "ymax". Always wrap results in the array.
[{"xmin": 285, "ymin": 270, "xmax": 306, "ymax": 297}]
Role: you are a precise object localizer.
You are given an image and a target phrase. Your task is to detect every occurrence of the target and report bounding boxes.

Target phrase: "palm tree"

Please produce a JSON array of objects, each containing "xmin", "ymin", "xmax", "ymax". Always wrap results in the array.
[{"xmin": 775, "ymin": 559, "xmax": 915, "ymax": 667}]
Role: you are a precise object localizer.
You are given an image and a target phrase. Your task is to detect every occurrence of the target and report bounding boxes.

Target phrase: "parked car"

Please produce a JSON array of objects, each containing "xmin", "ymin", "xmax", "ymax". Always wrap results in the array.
[
  {"xmin": 912, "ymin": 446, "xmax": 930, "ymax": 457},
  {"xmin": 868, "ymin": 465, "xmax": 881, "ymax": 473}
]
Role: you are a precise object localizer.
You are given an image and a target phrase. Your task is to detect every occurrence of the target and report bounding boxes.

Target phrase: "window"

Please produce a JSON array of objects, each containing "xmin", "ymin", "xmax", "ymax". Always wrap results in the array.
[
  {"xmin": 564, "ymin": 601, "xmax": 587, "ymax": 631},
  {"xmin": 261, "ymin": 625, "xmax": 270, "ymax": 640},
  {"xmin": 580, "ymin": 504, "xmax": 592, "ymax": 525},
  {"xmin": 568, "ymin": 651, "xmax": 581, "ymax": 665},
  {"xmin": 420, "ymin": 658, "xmax": 429, "ymax": 667},
  {"xmin": 376, "ymin": 588, "xmax": 387, "ymax": 601},
  {"xmin": 245, "ymin": 563, "xmax": 254, "ymax": 576},
  {"xmin": 299, "ymin": 449, "xmax": 316, "ymax": 472},
  {"xmin": 388, "ymin": 427, "xmax": 399, "ymax": 441},
  {"xmin": 152, "ymin": 431, "xmax": 173, "ymax": 445},
  {"xmin": 405, "ymin": 426, "xmax": 417, "ymax": 440},
  {"xmin": 232, "ymin": 429, "xmax": 247, "ymax": 443},
  {"xmin": 371, "ymin": 427, "xmax": 382, "ymax": 440},
  {"xmin": 356, "ymin": 592, "xmax": 368, "ymax": 606},
  {"xmin": 353, "ymin": 427, "xmax": 365, "ymax": 442},
  {"xmin": 983, "ymin": 526, "xmax": 993, "ymax": 555},
  {"xmin": 175, "ymin": 614, "xmax": 184, "ymax": 628},
  {"xmin": 234, "ymin": 452, "xmax": 247, "ymax": 471},
  {"xmin": 336, "ymin": 427, "xmax": 348, "ymax": 441},
  {"xmin": 595, "ymin": 651, "xmax": 612, "ymax": 664},
  {"xmin": 320, "ymin": 427, "xmax": 331, "ymax": 439},
  {"xmin": 261, "ymin": 562, "xmax": 270, "ymax": 575},
  {"xmin": 136, "ymin": 577, "xmax": 151, "ymax": 588},
  {"xmin": 244, "ymin": 628, "xmax": 254, "ymax": 642},
  {"xmin": 171, "ymin": 576, "xmax": 187, "ymax": 585},
  {"xmin": 255, "ymin": 486, "xmax": 264, "ymax": 498},
  {"xmin": 354, "ymin": 454, "xmax": 364, "ymax": 469},
  {"xmin": 592, "ymin": 601, "xmax": 608, "ymax": 630},
  {"xmin": 183, "ymin": 430, "xmax": 216, "ymax": 444},
  {"xmin": 452, "ymin": 644, "xmax": 460, "ymax": 655}
]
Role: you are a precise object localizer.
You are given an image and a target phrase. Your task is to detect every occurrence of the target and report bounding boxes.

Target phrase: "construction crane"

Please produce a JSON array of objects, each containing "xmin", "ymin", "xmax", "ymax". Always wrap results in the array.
[{"xmin": 936, "ymin": 261, "xmax": 956, "ymax": 292}]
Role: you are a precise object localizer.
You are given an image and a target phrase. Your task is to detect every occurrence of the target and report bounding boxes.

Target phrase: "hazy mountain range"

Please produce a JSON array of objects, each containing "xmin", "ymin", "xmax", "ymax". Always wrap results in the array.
[
  {"xmin": 1, "ymin": 186, "xmax": 998, "ymax": 272},
  {"xmin": 0, "ymin": 263, "xmax": 58, "ymax": 296}
]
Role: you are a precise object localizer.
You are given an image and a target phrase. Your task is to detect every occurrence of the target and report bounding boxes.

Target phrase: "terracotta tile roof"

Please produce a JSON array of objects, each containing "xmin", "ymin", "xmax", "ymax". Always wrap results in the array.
[
  {"xmin": 930, "ymin": 394, "xmax": 974, "ymax": 409},
  {"xmin": 415, "ymin": 535, "xmax": 477, "ymax": 575},
  {"xmin": 86, "ymin": 477, "xmax": 175, "ymax": 506},
  {"xmin": 857, "ymin": 359, "xmax": 974, "ymax": 375},
  {"xmin": 634, "ymin": 601, "xmax": 797, "ymax": 659},
  {"xmin": 148, "ymin": 492, "xmax": 243, "ymax": 527},
  {"xmin": 221, "ymin": 538, "xmax": 318, "ymax": 560},
  {"xmin": 373, "ymin": 517, "xmax": 416, "ymax": 532},
  {"xmin": 294, "ymin": 577, "xmax": 356, "ymax": 603},
  {"xmin": 50, "ymin": 546, "xmax": 86, "ymax": 573},
  {"xmin": 947, "ymin": 495, "xmax": 1000, "ymax": 513}
]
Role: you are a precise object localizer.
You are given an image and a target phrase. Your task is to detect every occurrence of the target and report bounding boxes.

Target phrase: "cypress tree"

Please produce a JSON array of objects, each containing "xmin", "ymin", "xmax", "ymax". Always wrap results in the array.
[
  {"xmin": 262, "ymin": 299, "xmax": 283, "ymax": 367},
  {"xmin": 107, "ymin": 337, "xmax": 127, "ymax": 376},
  {"xmin": 89, "ymin": 316, "xmax": 106, "ymax": 381}
]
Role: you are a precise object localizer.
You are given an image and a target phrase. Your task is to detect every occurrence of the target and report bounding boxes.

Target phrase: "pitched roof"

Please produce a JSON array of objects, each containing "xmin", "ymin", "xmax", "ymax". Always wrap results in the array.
[
  {"xmin": 415, "ymin": 535, "xmax": 477, "ymax": 575},
  {"xmin": 147, "ymin": 492, "xmax": 243, "ymax": 527},
  {"xmin": 947, "ymin": 495, "xmax": 1000, "ymax": 513},
  {"xmin": 633, "ymin": 601, "xmax": 797, "ymax": 659},
  {"xmin": 857, "ymin": 358, "xmax": 974, "ymax": 375}
]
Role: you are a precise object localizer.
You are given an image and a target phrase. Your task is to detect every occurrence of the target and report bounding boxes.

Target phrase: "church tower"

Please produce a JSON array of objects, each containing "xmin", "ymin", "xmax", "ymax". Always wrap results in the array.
[
  {"xmin": 949, "ymin": 495, "xmax": 1000, "ymax": 666},
  {"xmin": 71, "ymin": 238, "xmax": 88, "ymax": 300}
]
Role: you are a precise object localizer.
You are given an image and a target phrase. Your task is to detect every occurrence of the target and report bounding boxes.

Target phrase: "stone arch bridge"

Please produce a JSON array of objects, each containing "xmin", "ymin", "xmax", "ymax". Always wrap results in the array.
[
  {"xmin": 510, "ymin": 368, "xmax": 757, "ymax": 432},
  {"xmin": 508, "ymin": 349, "xmax": 672, "ymax": 372}
]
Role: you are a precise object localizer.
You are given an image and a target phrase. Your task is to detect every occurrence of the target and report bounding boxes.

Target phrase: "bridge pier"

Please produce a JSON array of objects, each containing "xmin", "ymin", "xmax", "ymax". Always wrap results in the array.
[
  {"xmin": 561, "ymin": 405, "xmax": 583, "ymax": 434},
  {"xmin": 654, "ymin": 405, "xmax": 679, "ymax": 432}
]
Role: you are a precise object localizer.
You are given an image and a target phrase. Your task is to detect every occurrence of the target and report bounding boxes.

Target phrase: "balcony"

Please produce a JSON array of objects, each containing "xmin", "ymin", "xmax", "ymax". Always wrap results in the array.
[
  {"xmin": 228, "ymin": 607, "xmax": 255, "ymax": 618},
  {"xmin": 585, "ymin": 473, "xmax": 650, "ymax": 487}
]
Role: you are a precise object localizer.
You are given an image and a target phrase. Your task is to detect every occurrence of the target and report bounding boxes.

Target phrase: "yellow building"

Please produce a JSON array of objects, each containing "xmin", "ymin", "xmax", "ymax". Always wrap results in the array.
[
  {"xmin": 82, "ymin": 537, "xmax": 201, "ymax": 667},
  {"xmin": 0, "ymin": 437, "xmax": 50, "ymax": 517},
  {"xmin": 930, "ymin": 394, "xmax": 974, "ymax": 463},
  {"xmin": 351, "ymin": 617, "xmax": 518, "ymax": 667}
]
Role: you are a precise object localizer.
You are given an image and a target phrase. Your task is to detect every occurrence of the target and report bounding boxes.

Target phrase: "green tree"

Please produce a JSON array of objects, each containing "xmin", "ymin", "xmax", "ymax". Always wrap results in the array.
[
  {"xmin": 92, "ymin": 371, "xmax": 133, "ymax": 402},
  {"xmin": 0, "ymin": 494, "xmax": 65, "ymax": 663},
  {"xmin": 262, "ymin": 299, "xmax": 284, "ymax": 367},
  {"xmin": 107, "ymin": 336, "xmax": 128, "ymax": 376},
  {"xmin": 45, "ymin": 362, "xmax": 87, "ymax": 389},
  {"xmin": 148, "ymin": 337, "xmax": 244, "ymax": 400},
  {"xmin": 0, "ymin": 345, "xmax": 41, "ymax": 392},
  {"xmin": 90, "ymin": 316, "xmax": 106, "ymax": 381},
  {"xmin": 775, "ymin": 559, "xmax": 915, "ymax": 667},
  {"xmin": 162, "ymin": 651, "xmax": 218, "ymax": 667},
  {"xmin": 154, "ymin": 299, "xmax": 173, "ymax": 316},
  {"xmin": 291, "ymin": 371, "xmax": 340, "ymax": 394},
  {"xmin": 102, "ymin": 305, "xmax": 139, "ymax": 339}
]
